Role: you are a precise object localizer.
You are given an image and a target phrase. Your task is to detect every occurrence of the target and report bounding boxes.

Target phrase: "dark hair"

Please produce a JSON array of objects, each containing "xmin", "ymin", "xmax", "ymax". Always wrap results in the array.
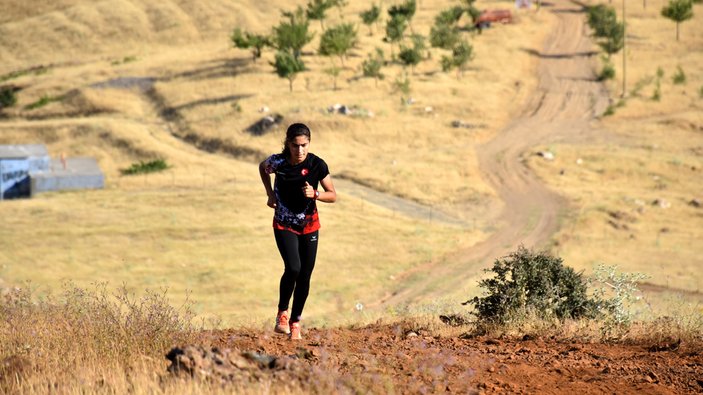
[{"xmin": 281, "ymin": 123, "xmax": 311, "ymax": 157}]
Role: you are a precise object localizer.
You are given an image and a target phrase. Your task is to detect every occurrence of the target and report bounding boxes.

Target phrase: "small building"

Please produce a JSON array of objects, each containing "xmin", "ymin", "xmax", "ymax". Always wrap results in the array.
[
  {"xmin": 0, "ymin": 144, "xmax": 104, "ymax": 200},
  {"xmin": 0, "ymin": 145, "xmax": 50, "ymax": 199}
]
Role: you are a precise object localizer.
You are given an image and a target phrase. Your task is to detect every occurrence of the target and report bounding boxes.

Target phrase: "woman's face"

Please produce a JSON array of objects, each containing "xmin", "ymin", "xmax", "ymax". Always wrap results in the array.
[{"xmin": 287, "ymin": 135, "xmax": 310, "ymax": 164}]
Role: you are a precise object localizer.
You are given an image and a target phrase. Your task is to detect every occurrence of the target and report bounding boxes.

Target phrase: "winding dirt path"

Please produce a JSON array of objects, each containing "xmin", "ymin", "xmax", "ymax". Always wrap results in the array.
[{"xmin": 375, "ymin": 0, "xmax": 612, "ymax": 307}]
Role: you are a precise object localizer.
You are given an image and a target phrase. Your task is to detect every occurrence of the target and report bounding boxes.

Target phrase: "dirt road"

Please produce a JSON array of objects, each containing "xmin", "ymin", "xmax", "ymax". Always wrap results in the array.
[{"xmin": 373, "ymin": 0, "xmax": 612, "ymax": 307}]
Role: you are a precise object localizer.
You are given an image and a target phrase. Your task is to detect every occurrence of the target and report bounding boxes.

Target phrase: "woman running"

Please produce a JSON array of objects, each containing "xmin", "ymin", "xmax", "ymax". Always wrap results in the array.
[{"xmin": 259, "ymin": 123, "xmax": 336, "ymax": 340}]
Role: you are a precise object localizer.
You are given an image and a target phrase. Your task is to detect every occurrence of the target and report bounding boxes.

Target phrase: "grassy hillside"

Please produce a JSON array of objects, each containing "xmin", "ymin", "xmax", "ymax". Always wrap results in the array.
[{"xmin": 1, "ymin": 0, "xmax": 701, "ymax": 327}]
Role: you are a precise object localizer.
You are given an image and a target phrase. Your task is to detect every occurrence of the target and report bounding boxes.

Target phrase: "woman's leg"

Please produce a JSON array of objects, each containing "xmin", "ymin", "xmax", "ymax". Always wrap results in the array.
[
  {"xmin": 274, "ymin": 229, "xmax": 301, "ymax": 312},
  {"xmin": 290, "ymin": 231, "xmax": 319, "ymax": 323}
]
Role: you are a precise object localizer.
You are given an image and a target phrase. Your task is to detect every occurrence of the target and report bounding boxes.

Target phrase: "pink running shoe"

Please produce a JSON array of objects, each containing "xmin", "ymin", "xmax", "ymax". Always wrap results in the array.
[
  {"xmin": 274, "ymin": 310, "xmax": 290, "ymax": 334},
  {"xmin": 289, "ymin": 322, "xmax": 302, "ymax": 340}
]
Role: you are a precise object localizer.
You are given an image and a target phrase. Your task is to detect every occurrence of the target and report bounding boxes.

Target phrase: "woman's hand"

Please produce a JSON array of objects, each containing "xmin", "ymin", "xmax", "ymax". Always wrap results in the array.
[
  {"xmin": 302, "ymin": 181, "xmax": 316, "ymax": 198},
  {"xmin": 267, "ymin": 194, "xmax": 277, "ymax": 208}
]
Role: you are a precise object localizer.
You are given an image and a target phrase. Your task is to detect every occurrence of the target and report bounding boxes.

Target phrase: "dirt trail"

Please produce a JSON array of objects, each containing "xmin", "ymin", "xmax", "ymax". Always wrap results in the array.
[
  {"xmin": 374, "ymin": 0, "xmax": 612, "ymax": 306},
  {"xmin": 204, "ymin": 323, "xmax": 703, "ymax": 394}
]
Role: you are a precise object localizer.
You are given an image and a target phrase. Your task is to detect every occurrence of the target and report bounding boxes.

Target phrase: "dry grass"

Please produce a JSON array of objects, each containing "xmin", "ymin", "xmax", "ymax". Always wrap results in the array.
[
  {"xmin": 0, "ymin": 0, "xmax": 549, "ymax": 326},
  {"xmin": 527, "ymin": 1, "xmax": 703, "ymax": 294},
  {"xmin": 0, "ymin": 0, "xmax": 700, "ymax": 331}
]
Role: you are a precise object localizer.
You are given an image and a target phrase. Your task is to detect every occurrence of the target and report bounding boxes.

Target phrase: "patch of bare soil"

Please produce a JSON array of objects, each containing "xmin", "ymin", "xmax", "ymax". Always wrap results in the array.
[{"xmin": 189, "ymin": 323, "xmax": 702, "ymax": 393}]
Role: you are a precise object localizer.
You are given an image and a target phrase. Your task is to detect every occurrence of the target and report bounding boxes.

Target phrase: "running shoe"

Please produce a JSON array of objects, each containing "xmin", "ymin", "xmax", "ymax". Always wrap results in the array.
[
  {"xmin": 289, "ymin": 322, "xmax": 302, "ymax": 340},
  {"xmin": 274, "ymin": 310, "xmax": 290, "ymax": 334}
]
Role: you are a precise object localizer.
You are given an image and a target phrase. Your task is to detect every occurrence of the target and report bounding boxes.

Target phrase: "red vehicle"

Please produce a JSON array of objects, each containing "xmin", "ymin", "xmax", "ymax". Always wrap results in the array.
[{"xmin": 475, "ymin": 9, "xmax": 513, "ymax": 28}]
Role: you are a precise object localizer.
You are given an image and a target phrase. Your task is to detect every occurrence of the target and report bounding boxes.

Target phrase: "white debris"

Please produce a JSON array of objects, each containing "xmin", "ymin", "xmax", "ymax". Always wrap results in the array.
[
  {"xmin": 258, "ymin": 106, "xmax": 270, "ymax": 113},
  {"xmin": 576, "ymin": 158, "xmax": 583, "ymax": 165},
  {"xmin": 537, "ymin": 151, "xmax": 555, "ymax": 161},
  {"xmin": 652, "ymin": 198, "xmax": 671, "ymax": 209}
]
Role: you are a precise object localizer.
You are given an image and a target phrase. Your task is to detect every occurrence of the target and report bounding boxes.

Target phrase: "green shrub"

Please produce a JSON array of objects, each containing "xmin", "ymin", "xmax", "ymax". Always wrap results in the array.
[
  {"xmin": 466, "ymin": 247, "xmax": 598, "ymax": 325},
  {"xmin": 598, "ymin": 61, "xmax": 616, "ymax": 81},
  {"xmin": 362, "ymin": 48, "xmax": 385, "ymax": 85},
  {"xmin": 0, "ymin": 86, "xmax": 17, "ymax": 108},
  {"xmin": 672, "ymin": 65, "xmax": 686, "ymax": 84},
  {"xmin": 121, "ymin": 159, "xmax": 170, "ymax": 175}
]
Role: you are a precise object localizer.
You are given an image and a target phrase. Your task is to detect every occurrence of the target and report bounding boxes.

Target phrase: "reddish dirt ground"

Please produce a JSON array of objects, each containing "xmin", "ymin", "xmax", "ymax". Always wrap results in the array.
[{"xmin": 199, "ymin": 322, "xmax": 703, "ymax": 394}]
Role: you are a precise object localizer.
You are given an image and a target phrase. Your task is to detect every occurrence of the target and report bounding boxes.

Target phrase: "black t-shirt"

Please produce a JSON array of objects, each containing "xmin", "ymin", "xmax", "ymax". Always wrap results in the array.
[{"xmin": 263, "ymin": 153, "xmax": 330, "ymax": 231}]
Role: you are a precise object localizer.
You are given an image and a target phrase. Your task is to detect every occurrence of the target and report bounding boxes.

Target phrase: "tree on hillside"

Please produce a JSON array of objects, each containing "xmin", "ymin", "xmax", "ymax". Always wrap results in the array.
[
  {"xmin": 362, "ymin": 48, "xmax": 385, "ymax": 86},
  {"xmin": 231, "ymin": 28, "xmax": 271, "ymax": 63},
  {"xmin": 661, "ymin": 0, "xmax": 694, "ymax": 41},
  {"xmin": 360, "ymin": 4, "xmax": 381, "ymax": 35},
  {"xmin": 597, "ymin": 20, "xmax": 624, "ymax": 59},
  {"xmin": 435, "ymin": 6, "xmax": 465, "ymax": 26},
  {"xmin": 306, "ymin": 0, "xmax": 334, "ymax": 30},
  {"xmin": 430, "ymin": 8, "xmax": 463, "ymax": 50},
  {"xmin": 271, "ymin": 51, "xmax": 305, "ymax": 92},
  {"xmin": 388, "ymin": 0, "xmax": 417, "ymax": 32},
  {"xmin": 273, "ymin": 7, "xmax": 314, "ymax": 60},
  {"xmin": 319, "ymin": 23, "xmax": 358, "ymax": 67},
  {"xmin": 399, "ymin": 34, "xmax": 425, "ymax": 73},
  {"xmin": 460, "ymin": 0, "xmax": 482, "ymax": 27},
  {"xmin": 441, "ymin": 40, "xmax": 473, "ymax": 78},
  {"xmin": 385, "ymin": 14, "xmax": 408, "ymax": 57},
  {"xmin": 587, "ymin": 4, "xmax": 618, "ymax": 37}
]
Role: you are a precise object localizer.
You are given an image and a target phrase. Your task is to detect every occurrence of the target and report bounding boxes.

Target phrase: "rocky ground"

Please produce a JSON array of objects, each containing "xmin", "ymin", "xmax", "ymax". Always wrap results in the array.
[{"xmin": 171, "ymin": 322, "xmax": 703, "ymax": 394}]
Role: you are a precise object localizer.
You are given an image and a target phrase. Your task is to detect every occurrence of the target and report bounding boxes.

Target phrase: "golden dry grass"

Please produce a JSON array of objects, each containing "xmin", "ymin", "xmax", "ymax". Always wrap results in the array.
[
  {"xmin": 0, "ymin": 0, "xmax": 701, "ymax": 330},
  {"xmin": 527, "ymin": 1, "xmax": 703, "ymax": 294}
]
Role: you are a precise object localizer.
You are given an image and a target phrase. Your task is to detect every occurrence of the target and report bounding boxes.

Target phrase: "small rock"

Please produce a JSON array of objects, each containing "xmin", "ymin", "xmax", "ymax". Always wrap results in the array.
[
  {"xmin": 576, "ymin": 158, "xmax": 583, "ymax": 165},
  {"xmin": 406, "ymin": 331, "xmax": 419, "ymax": 338},
  {"xmin": 537, "ymin": 151, "xmax": 555, "ymax": 161},
  {"xmin": 652, "ymin": 198, "xmax": 671, "ymax": 209},
  {"xmin": 258, "ymin": 106, "xmax": 270, "ymax": 113},
  {"xmin": 424, "ymin": 106, "xmax": 434, "ymax": 113},
  {"xmin": 689, "ymin": 198, "xmax": 701, "ymax": 208},
  {"xmin": 488, "ymin": 366, "xmax": 496, "ymax": 373}
]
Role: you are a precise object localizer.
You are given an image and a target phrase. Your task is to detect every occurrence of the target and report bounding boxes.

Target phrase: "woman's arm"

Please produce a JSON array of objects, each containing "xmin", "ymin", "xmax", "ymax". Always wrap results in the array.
[
  {"xmin": 317, "ymin": 174, "xmax": 336, "ymax": 203},
  {"xmin": 259, "ymin": 161, "xmax": 276, "ymax": 208}
]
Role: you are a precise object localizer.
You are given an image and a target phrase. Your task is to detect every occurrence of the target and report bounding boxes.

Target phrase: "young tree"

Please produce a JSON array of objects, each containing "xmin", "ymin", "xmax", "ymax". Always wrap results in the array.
[
  {"xmin": 597, "ymin": 21, "xmax": 624, "ymax": 59},
  {"xmin": 661, "ymin": 0, "xmax": 694, "ymax": 41},
  {"xmin": 362, "ymin": 48, "xmax": 385, "ymax": 86},
  {"xmin": 385, "ymin": 14, "xmax": 408, "ymax": 57},
  {"xmin": 319, "ymin": 23, "xmax": 358, "ymax": 67},
  {"xmin": 271, "ymin": 51, "xmax": 305, "ymax": 92},
  {"xmin": 306, "ymin": 0, "xmax": 333, "ymax": 30},
  {"xmin": 460, "ymin": 0, "xmax": 481, "ymax": 27},
  {"xmin": 273, "ymin": 7, "xmax": 314, "ymax": 60},
  {"xmin": 430, "ymin": 20, "xmax": 461, "ymax": 50},
  {"xmin": 388, "ymin": 0, "xmax": 417, "ymax": 32},
  {"xmin": 435, "ymin": 6, "xmax": 465, "ymax": 26},
  {"xmin": 231, "ymin": 28, "xmax": 271, "ymax": 63},
  {"xmin": 399, "ymin": 34, "xmax": 425, "ymax": 73},
  {"xmin": 441, "ymin": 40, "xmax": 473, "ymax": 78},
  {"xmin": 360, "ymin": 4, "xmax": 381, "ymax": 35}
]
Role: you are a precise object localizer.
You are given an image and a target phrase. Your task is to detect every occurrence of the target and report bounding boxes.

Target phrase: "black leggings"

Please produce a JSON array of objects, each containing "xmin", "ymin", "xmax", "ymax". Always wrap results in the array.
[{"xmin": 274, "ymin": 229, "xmax": 319, "ymax": 323}]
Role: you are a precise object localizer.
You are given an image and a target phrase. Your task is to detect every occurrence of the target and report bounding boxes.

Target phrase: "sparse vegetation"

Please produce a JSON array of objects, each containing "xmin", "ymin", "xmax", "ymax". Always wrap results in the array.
[
  {"xmin": 362, "ymin": 47, "xmax": 385, "ymax": 86},
  {"xmin": 305, "ymin": 0, "xmax": 334, "ymax": 30},
  {"xmin": 0, "ymin": 66, "xmax": 49, "ymax": 83},
  {"xmin": 0, "ymin": 86, "xmax": 17, "ymax": 108},
  {"xmin": 598, "ymin": 60, "xmax": 616, "ymax": 81},
  {"xmin": 120, "ymin": 158, "xmax": 170, "ymax": 175},
  {"xmin": 24, "ymin": 94, "xmax": 63, "ymax": 110},
  {"xmin": 672, "ymin": 65, "xmax": 686, "ymax": 84}
]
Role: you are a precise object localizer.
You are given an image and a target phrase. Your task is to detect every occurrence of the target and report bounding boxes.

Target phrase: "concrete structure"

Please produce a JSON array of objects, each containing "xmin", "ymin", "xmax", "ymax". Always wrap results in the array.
[
  {"xmin": 30, "ymin": 157, "xmax": 104, "ymax": 195},
  {"xmin": 0, "ymin": 145, "xmax": 50, "ymax": 199},
  {"xmin": 0, "ymin": 145, "xmax": 104, "ymax": 200}
]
